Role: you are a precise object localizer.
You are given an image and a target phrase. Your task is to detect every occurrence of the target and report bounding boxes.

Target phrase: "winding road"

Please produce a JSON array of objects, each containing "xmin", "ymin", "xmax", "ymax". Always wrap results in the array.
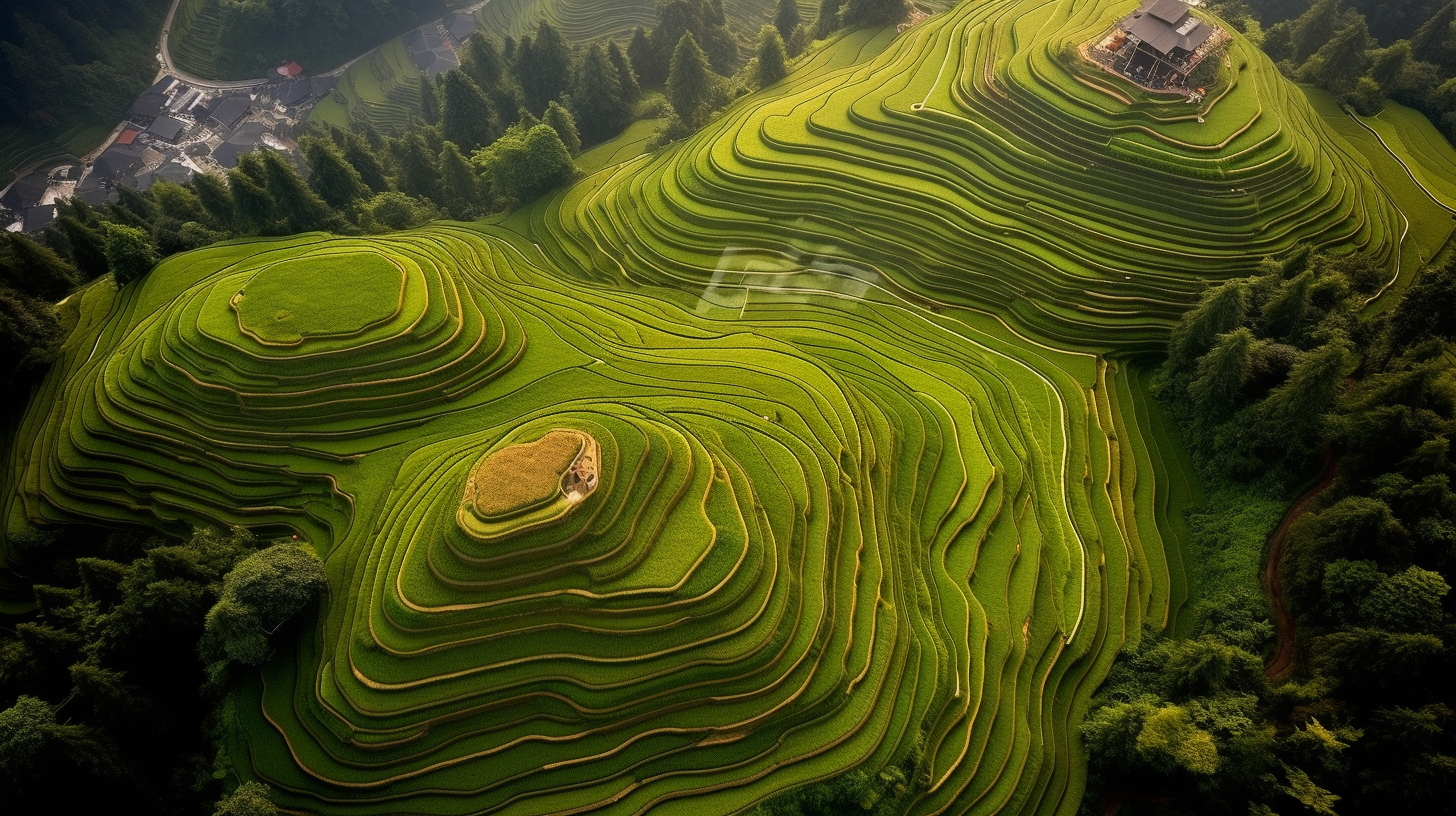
[{"xmin": 1262, "ymin": 444, "xmax": 1339, "ymax": 681}]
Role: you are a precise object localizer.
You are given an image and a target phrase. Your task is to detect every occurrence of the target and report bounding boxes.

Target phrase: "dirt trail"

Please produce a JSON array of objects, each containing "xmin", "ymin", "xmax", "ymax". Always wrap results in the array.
[{"xmin": 1263, "ymin": 445, "xmax": 1339, "ymax": 681}]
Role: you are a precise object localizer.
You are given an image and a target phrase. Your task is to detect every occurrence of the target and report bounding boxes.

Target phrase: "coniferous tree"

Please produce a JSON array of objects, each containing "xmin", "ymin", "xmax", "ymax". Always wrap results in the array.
[
  {"xmin": 757, "ymin": 25, "xmax": 790, "ymax": 87},
  {"xmin": 258, "ymin": 151, "xmax": 340, "ymax": 234},
  {"xmin": 55, "ymin": 214, "xmax": 109, "ymax": 280},
  {"xmin": 1166, "ymin": 279, "xmax": 1252, "ymax": 370},
  {"xmin": 1298, "ymin": 15, "xmax": 1373, "ymax": 94},
  {"xmin": 1188, "ymin": 327, "xmax": 1258, "ymax": 418},
  {"xmin": 840, "ymin": 0, "xmax": 909, "ymax": 28},
  {"xmin": 392, "ymin": 134, "xmax": 441, "ymax": 200},
  {"xmin": 462, "ymin": 33, "xmax": 508, "ymax": 89},
  {"xmin": 572, "ymin": 43, "xmax": 632, "ymax": 145},
  {"xmin": 150, "ymin": 181, "xmax": 206, "ymax": 225},
  {"xmin": 0, "ymin": 288, "xmax": 63, "ymax": 386},
  {"xmin": 340, "ymin": 131, "xmax": 391, "ymax": 194},
  {"xmin": 228, "ymin": 158, "xmax": 279, "ymax": 234},
  {"xmin": 418, "ymin": 76, "xmax": 440, "ymax": 126},
  {"xmin": 1410, "ymin": 1, "xmax": 1456, "ymax": 72},
  {"xmin": 667, "ymin": 32, "xmax": 716, "ymax": 130},
  {"xmin": 461, "ymin": 33, "xmax": 525, "ymax": 126},
  {"xmin": 817, "ymin": 0, "xmax": 844, "ymax": 37},
  {"xmin": 628, "ymin": 26, "xmax": 664, "ymax": 86},
  {"xmin": 775, "ymin": 0, "xmax": 803, "ymax": 41},
  {"xmin": 300, "ymin": 137, "xmax": 371, "ymax": 211},
  {"xmin": 1290, "ymin": 0, "xmax": 1345, "ymax": 63},
  {"xmin": 437, "ymin": 141, "xmax": 483, "ymax": 219},
  {"xmin": 1, "ymin": 233, "xmax": 77, "ymax": 301},
  {"xmin": 653, "ymin": 0, "xmax": 738, "ymax": 75},
  {"xmin": 111, "ymin": 185, "xmax": 157, "ymax": 227},
  {"xmin": 607, "ymin": 40, "xmax": 642, "ymax": 104},
  {"xmin": 440, "ymin": 70, "xmax": 501, "ymax": 153},
  {"xmin": 191, "ymin": 172, "xmax": 239, "ymax": 231},
  {"xmin": 543, "ymin": 101, "xmax": 583, "ymax": 156},
  {"xmin": 518, "ymin": 21, "xmax": 573, "ymax": 113}
]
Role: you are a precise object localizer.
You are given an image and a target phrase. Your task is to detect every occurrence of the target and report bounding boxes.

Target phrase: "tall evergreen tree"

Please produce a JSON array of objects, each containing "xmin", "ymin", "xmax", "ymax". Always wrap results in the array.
[
  {"xmin": 258, "ymin": 151, "xmax": 340, "ymax": 234},
  {"xmin": 300, "ymin": 137, "xmax": 371, "ymax": 211},
  {"xmin": 150, "ymin": 181, "xmax": 206, "ymax": 224},
  {"xmin": 437, "ymin": 141, "xmax": 483, "ymax": 219},
  {"xmin": 418, "ymin": 76, "xmax": 440, "ymax": 126},
  {"xmin": 572, "ymin": 43, "xmax": 632, "ymax": 145},
  {"xmin": 607, "ymin": 40, "xmax": 642, "ymax": 104},
  {"xmin": 462, "ymin": 34, "xmax": 509, "ymax": 91},
  {"xmin": 817, "ymin": 0, "xmax": 844, "ymax": 37},
  {"xmin": 1167, "ymin": 279, "xmax": 1251, "ymax": 370},
  {"xmin": 1188, "ymin": 327, "xmax": 1258, "ymax": 418},
  {"xmin": 775, "ymin": 0, "xmax": 803, "ymax": 41},
  {"xmin": 1412, "ymin": 1, "xmax": 1456, "ymax": 71},
  {"xmin": 518, "ymin": 21, "xmax": 574, "ymax": 113},
  {"xmin": 440, "ymin": 70, "xmax": 501, "ymax": 152},
  {"xmin": 0, "ymin": 233, "xmax": 77, "ymax": 301},
  {"xmin": 340, "ymin": 131, "xmax": 391, "ymax": 194},
  {"xmin": 840, "ymin": 0, "xmax": 909, "ymax": 28},
  {"xmin": 757, "ymin": 25, "xmax": 790, "ymax": 87},
  {"xmin": 191, "ymin": 171, "xmax": 239, "ymax": 232},
  {"xmin": 228, "ymin": 157, "xmax": 279, "ymax": 234},
  {"xmin": 543, "ymin": 101, "xmax": 583, "ymax": 156},
  {"xmin": 1298, "ymin": 15, "xmax": 1373, "ymax": 94},
  {"xmin": 392, "ymin": 134, "xmax": 441, "ymax": 200},
  {"xmin": 654, "ymin": 0, "xmax": 738, "ymax": 75},
  {"xmin": 55, "ymin": 215, "xmax": 109, "ymax": 280},
  {"xmin": 1290, "ymin": 0, "xmax": 1345, "ymax": 63},
  {"xmin": 667, "ymin": 32, "xmax": 716, "ymax": 130},
  {"xmin": 628, "ymin": 26, "xmax": 665, "ymax": 86}
]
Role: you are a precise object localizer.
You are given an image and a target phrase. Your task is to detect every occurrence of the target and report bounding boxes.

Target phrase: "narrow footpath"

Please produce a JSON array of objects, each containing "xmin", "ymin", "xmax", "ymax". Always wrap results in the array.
[{"xmin": 1262, "ymin": 445, "xmax": 1339, "ymax": 681}]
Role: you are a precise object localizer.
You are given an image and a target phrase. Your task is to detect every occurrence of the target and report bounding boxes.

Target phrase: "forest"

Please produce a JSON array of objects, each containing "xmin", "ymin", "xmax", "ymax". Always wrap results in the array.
[{"xmin": 1, "ymin": 0, "xmax": 1454, "ymax": 814}]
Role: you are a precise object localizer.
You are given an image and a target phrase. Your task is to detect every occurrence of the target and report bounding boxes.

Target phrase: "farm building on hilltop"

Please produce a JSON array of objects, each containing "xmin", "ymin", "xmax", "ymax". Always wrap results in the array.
[{"xmin": 1095, "ymin": 0, "xmax": 1221, "ymax": 90}]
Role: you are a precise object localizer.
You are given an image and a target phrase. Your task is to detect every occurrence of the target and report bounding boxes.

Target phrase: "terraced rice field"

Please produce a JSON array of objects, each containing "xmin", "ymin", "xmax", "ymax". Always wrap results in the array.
[
  {"xmin": 168, "ymin": 0, "xmax": 224, "ymax": 80},
  {"xmin": 3, "ymin": 0, "xmax": 1435, "ymax": 814},
  {"xmin": 536, "ymin": 0, "xmax": 1403, "ymax": 352},
  {"xmin": 472, "ymin": 0, "xmax": 814, "ymax": 43},
  {"xmin": 309, "ymin": 39, "xmax": 426, "ymax": 132}
]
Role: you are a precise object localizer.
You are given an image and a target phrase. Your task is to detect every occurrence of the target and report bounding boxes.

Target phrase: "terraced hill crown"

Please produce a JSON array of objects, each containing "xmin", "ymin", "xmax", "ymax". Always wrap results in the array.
[
  {"xmin": 541, "ymin": 0, "xmax": 1397, "ymax": 351},
  {"xmin": 0, "ymin": 0, "xmax": 1408, "ymax": 814}
]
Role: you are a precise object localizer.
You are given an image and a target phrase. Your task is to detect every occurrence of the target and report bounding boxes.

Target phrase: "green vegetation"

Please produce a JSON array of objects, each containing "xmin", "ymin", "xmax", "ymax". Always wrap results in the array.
[
  {"xmin": 5, "ymin": 0, "xmax": 1456, "ymax": 814},
  {"xmin": 169, "ymin": 0, "xmax": 450, "ymax": 80},
  {"xmin": 0, "ymin": 0, "xmax": 171, "ymax": 185},
  {"xmin": 3, "ymin": 206, "xmax": 1187, "ymax": 813}
]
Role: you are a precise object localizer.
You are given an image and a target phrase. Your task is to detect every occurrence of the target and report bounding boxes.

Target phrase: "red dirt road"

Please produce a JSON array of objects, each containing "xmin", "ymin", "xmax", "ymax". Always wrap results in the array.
[{"xmin": 1263, "ymin": 446, "xmax": 1339, "ymax": 681}]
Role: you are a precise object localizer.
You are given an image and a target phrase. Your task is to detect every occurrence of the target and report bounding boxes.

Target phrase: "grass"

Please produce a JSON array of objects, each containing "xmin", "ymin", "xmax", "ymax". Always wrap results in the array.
[
  {"xmin": 232, "ymin": 252, "xmax": 405, "ymax": 344},
  {"xmin": 7, "ymin": 0, "xmax": 1456, "ymax": 814}
]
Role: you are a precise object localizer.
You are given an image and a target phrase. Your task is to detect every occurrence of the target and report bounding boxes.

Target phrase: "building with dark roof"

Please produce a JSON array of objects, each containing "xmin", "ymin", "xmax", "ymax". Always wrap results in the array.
[
  {"xmin": 275, "ymin": 81, "xmax": 312, "ymax": 108},
  {"xmin": 1112, "ymin": 0, "xmax": 1218, "ymax": 88},
  {"xmin": 443, "ymin": 12, "xmax": 476, "ymax": 45},
  {"xmin": 1, "ymin": 173, "xmax": 48, "ymax": 211},
  {"xmin": 22, "ymin": 204, "xmax": 56, "ymax": 233},
  {"xmin": 148, "ymin": 115, "xmax": 188, "ymax": 142},
  {"xmin": 92, "ymin": 142, "xmax": 147, "ymax": 181},
  {"xmin": 209, "ymin": 96, "xmax": 253, "ymax": 130},
  {"xmin": 135, "ymin": 162, "xmax": 194, "ymax": 190}
]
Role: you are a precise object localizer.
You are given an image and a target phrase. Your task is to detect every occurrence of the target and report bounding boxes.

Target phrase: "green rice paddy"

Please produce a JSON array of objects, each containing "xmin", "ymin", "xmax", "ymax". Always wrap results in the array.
[{"xmin": 6, "ymin": 1, "xmax": 1452, "ymax": 814}]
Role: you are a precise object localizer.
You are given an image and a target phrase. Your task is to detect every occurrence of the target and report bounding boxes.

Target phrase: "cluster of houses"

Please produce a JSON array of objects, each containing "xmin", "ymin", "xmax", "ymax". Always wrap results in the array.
[
  {"xmin": 3, "ymin": 71, "xmax": 337, "ymax": 234},
  {"xmin": 403, "ymin": 10, "xmax": 478, "ymax": 76}
]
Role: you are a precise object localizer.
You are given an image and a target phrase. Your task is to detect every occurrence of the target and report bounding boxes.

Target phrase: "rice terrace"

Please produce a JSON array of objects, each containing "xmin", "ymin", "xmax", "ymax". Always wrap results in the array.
[{"xmin": 3, "ymin": 0, "xmax": 1456, "ymax": 814}]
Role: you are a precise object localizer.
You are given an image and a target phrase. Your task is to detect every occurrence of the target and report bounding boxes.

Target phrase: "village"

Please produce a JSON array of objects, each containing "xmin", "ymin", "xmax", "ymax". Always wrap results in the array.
[{"xmin": 0, "ymin": 8, "xmax": 481, "ymax": 236}]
